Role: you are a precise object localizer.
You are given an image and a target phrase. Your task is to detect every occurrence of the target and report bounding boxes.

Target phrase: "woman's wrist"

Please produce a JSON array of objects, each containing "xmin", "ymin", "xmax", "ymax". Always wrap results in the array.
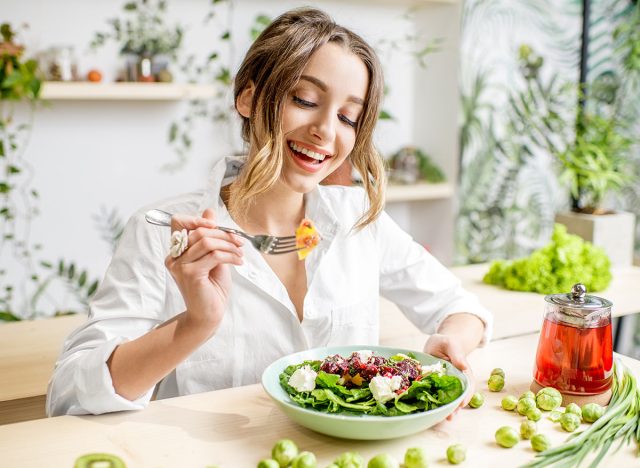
[
  {"xmin": 436, "ymin": 313, "xmax": 485, "ymax": 354},
  {"xmin": 177, "ymin": 311, "xmax": 220, "ymax": 343}
]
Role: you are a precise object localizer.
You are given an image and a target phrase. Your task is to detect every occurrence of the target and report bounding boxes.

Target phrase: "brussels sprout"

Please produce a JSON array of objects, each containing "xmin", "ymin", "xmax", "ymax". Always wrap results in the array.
[
  {"xmin": 519, "ymin": 391, "xmax": 535, "ymax": 401},
  {"xmin": 495, "ymin": 426, "xmax": 520, "ymax": 448},
  {"xmin": 536, "ymin": 387, "xmax": 562, "ymax": 411},
  {"xmin": 446, "ymin": 444, "xmax": 466, "ymax": 465},
  {"xmin": 332, "ymin": 452, "xmax": 364, "ymax": 468},
  {"xmin": 272, "ymin": 439, "xmax": 299, "ymax": 468},
  {"xmin": 520, "ymin": 420, "xmax": 537, "ymax": 440},
  {"xmin": 548, "ymin": 410, "xmax": 563, "ymax": 422},
  {"xmin": 488, "ymin": 374, "xmax": 505, "ymax": 392},
  {"xmin": 502, "ymin": 395, "xmax": 518, "ymax": 411},
  {"xmin": 559, "ymin": 412, "xmax": 581, "ymax": 432},
  {"xmin": 582, "ymin": 403, "xmax": 605, "ymax": 423},
  {"xmin": 517, "ymin": 398, "xmax": 537, "ymax": 416},
  {"xmin": 491, "ymin": 368, "xmax": 505, "ymax": 378},
  {"xmin": 526, "ymin": 407, "xmax": 542, "ymax": 422},
  {"xmin": 404, "ymin": 447, "xmax": 428, "ymax": 468},
  {"xmin": 258, "ymin": 460, "xmax": 280, "ymax": 468},
  {"xmin": 291, "ymin": 451, "xmax": 317, "ymax": 468},
  {"xmin": 530, "ymin": 434, "xmax": 552, "ymax": 452},
  {"xmin": 564, "ymin": 403, "xmax": 582, "ymax": 418},
  {"xmin": 367, "ymin": 453, "xmax": 399, "ymax": 468},
  {"xmin": 468, "ymin": 392, "xmax": 484, "ymax": 408}
]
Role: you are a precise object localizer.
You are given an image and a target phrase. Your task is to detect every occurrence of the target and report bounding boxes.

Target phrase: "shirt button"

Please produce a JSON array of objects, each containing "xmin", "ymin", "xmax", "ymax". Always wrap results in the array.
[{"xmin": 248, "ymin": 271, "xmax": 257, "ymax": 279}]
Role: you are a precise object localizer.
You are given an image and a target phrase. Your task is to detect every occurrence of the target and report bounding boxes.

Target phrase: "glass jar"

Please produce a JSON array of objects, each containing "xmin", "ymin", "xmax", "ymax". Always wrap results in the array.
[
  {"xmin": 47, "ymin": 46, "xmax": 78, "ymax": 81},
  {"xmin": 533, "ymin": 283, "xmax": 613, "ymax": 395}
]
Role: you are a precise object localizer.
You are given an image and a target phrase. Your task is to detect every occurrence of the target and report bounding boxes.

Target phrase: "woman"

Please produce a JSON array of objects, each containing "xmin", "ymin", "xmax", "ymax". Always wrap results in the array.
[{"xmin": 47, "ymin": 7, "xmax": 492, "ymax": 416}]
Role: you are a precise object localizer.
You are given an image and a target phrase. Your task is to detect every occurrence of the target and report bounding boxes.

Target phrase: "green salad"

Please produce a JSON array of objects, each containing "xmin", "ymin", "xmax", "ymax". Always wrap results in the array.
[{"xmin": 279, "ymin": 350, "xmax": 464, "ymax": 416}]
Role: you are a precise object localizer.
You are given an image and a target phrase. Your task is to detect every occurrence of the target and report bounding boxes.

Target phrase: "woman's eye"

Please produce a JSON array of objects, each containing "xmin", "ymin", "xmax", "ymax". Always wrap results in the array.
[
  {"xmin": 339, "ymin": 114, "xmax": 357, "ymax": 129},
  {"xmin": 293, "ymin": 95, "xmax": 316, "ymax": 108}
]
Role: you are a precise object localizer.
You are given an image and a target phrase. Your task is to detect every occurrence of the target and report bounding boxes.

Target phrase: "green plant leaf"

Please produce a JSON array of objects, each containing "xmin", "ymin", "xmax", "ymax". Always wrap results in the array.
[
  {"xmin": 87, "ymin": 280, "xmax": 99, "ymax": 297},
  {"xmin": 0, "ymin": 311, "xmax": 21, "ymax": 321}
]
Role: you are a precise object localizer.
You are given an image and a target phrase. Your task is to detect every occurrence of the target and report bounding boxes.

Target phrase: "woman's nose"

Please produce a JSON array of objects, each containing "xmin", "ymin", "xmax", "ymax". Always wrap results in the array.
[{"xmin": 309, "ymin": 108, "xmax": 335, "ymax": 142}]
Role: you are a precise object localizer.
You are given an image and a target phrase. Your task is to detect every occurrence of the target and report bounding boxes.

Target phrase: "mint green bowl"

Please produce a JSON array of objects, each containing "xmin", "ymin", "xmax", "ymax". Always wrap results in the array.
[{"xmin": 261, "ymin": 345, "xmax": 469, "ymax": 440}]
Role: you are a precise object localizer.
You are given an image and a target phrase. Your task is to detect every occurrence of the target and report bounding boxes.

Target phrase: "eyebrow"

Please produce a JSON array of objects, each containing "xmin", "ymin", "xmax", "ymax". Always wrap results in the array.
[{"xmin": 300, "ymin": 74, "xmax": 365, "ymax": 105}]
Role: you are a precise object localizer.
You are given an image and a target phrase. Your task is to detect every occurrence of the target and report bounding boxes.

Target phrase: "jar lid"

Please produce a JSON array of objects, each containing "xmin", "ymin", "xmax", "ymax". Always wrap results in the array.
[{"xmin": 544, "ymin": 283, "xmax": 612, "ymax": 310}]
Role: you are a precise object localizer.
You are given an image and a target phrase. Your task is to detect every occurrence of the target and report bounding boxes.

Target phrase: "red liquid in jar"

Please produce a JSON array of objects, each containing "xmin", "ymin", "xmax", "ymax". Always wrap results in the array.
[{"xmin": 534, "ymin": 317, "xmax": 613, "ymax": 394}]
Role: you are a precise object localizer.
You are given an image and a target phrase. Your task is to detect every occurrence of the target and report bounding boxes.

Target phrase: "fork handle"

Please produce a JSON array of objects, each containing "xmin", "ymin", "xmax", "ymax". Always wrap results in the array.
[
  {"xmin": 145, "ymin": 209, "xmax": 248, "ymax": 239},
  {"xmin": 145, "ymin": 209, "xmax": 173, "ymax": 226}
]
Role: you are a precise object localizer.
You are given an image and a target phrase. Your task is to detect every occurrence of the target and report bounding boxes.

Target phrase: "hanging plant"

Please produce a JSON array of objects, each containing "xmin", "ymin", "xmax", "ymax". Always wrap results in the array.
[{"xmin": 1, "ymin": 23, "xmax": 98, "ymax": 321}]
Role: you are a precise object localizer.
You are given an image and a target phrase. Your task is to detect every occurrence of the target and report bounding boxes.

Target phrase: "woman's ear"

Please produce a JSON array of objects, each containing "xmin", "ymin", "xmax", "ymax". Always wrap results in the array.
[{"xmin": 236, "ymin": 82, "xmax": 255, "ymax": 118}]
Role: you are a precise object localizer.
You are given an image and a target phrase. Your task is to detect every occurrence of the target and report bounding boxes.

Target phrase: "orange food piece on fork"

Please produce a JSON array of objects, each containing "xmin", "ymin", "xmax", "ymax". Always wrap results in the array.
[{"xmin": 295, "ymin": 218, "xmax": 321, "ymax": 260}]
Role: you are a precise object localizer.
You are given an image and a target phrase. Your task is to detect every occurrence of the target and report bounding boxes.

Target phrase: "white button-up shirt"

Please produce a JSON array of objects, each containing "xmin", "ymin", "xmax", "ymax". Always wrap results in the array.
[{"xmin": 46, "ymin": 156, "xmax": 493, "ymax": 416}]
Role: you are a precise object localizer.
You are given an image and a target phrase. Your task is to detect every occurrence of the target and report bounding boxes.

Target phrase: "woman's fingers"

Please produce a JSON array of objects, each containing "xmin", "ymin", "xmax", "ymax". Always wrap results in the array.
[
  {"xmin": 170, "ymin": 213, "xmax": 216, "ymax": 232},
  {"xmin": 189, "ymin": 226, "xmax": 244, "ymax": 249},
  {"xmin": 180, "ymin": 235, "xmax": 243, "ymax": 264}
]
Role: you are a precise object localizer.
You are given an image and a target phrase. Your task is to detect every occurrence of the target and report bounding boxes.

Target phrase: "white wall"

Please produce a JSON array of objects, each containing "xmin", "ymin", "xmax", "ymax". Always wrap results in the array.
[{"xmin": 3, "ymin": 0, "xmax": 459, "ymax": 317}]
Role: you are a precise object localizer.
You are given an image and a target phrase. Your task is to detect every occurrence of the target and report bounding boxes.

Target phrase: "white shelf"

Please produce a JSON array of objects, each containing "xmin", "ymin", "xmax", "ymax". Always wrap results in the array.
[
  {"xmin": 41, "ymin": 82, "xmax": 217, "ymax": 101},
  {"xmin": 385, "ymin": 182, "xmax": 454, "ymax": 202}
]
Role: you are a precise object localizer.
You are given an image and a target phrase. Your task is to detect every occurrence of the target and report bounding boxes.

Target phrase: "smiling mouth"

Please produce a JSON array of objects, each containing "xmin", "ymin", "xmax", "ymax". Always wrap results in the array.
[{"xmin": 288, "ymin": 141, "xmax": 332, "ymax": 165}]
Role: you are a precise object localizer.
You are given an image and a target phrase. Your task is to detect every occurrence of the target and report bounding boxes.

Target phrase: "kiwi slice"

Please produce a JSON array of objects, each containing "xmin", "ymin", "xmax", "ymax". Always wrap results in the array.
[{"xmin": 74, "ymin": 453, "xmax": 126, "ymax": 468}]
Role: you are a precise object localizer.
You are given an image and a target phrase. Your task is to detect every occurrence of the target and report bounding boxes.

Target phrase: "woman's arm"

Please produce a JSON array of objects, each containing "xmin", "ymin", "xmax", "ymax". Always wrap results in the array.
[
  {"xmin": 108, "ymin": 208, "xmax": 243, "ymax": 401},
  {"xmin": 107, "ymin": 311, "xmax": 215, "ymax": 401}
]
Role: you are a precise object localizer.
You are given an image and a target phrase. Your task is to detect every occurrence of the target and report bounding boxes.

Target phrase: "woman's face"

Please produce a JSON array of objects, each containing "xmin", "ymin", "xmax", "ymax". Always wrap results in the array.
[{"xmin": 280, "ymin": 42, "xmax": 369, "ymax": 194}]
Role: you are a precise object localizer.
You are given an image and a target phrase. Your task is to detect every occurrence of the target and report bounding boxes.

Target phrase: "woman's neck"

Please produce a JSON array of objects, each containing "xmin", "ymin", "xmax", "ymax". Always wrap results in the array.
[{"xmin": 227, "ymin": 181, "xmax": 306, "ymax": 236}]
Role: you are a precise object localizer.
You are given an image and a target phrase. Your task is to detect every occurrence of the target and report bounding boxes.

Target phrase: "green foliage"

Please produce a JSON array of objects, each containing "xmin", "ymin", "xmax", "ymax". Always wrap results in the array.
[
  {"xmin": 250, "ymin": 14, "xmax": 271, "ymax": 41},
  {"xmin": 0, "ymin": 23, "xmax": 41, "ymax": 102},
  {"xmin": 483, "ymin": 224, "xmax": 612, "ymax": 294},
  {"xmin": 613, "ymin": 2, "xmax": 640, "ymax": 74},
  {"xmin": 557, "ymin": 112, "xmax": 633, "ymax": 212},
  {"xmin": 164, "ymin": 0, "xmax": 235, "ymax": 171},
  {"xmin": 90, "ymin": 0, "xmax": 184, "ymax": 58},
  {"xmin": 1, "ymin": 24, "xmax": 97, "ymax": 321},
  {"xmin": 93, "ymin": 205, "xmax": 125, "ymax": 253}
]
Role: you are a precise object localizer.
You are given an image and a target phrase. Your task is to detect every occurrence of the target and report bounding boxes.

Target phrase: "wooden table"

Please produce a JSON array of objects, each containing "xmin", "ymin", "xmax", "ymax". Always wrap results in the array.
[
  {"xmin": 0, "ymin": 314, "xmax": 86, "ymax": 424},
  {"xmin": 2, "ymin": 264, "xmax": 639, "ymax": 425},
  {"xmin": 1, "ymin": 333, "xmax": 638, "ymax": 467}
]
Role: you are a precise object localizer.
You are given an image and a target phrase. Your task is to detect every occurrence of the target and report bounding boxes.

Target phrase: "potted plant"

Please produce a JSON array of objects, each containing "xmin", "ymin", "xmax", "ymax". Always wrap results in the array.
[
  {"xmin": 90, "ymin": 0, "xmax": 184, "ymax": 82},
  {"xmin": 554, "ymin": 110, "xmax": 636, "ymax": 266}
]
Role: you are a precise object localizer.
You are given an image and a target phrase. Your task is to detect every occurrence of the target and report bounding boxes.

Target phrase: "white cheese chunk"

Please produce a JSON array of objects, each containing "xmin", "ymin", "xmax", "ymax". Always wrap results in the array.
[
  {"xmin": 421, "ymin": 362, "xmax": 445, "ymax": 376},
  {"xmin": 288, "ymin": 365, "xmax": 318, "ymax": 392},
  {"xmin": 355, "ymin": 349, "xmax": 373, "ymax": 362},
  {"xmin": 369, "ymin": 375, "xmax": 404, "ymax": 403}
]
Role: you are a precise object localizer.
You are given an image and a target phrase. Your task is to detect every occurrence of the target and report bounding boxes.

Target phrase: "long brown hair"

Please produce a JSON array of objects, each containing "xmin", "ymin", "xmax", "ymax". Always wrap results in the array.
[{"xmin": 230, "ymin": 7, "xmax": 386, "ymax": 230}]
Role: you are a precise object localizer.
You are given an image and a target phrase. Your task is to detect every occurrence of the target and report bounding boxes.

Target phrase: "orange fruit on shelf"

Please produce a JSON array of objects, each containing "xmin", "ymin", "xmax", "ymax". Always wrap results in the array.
[{"xmin": 87, "ymin": 69, "xmax": 102, "ymax": 83}]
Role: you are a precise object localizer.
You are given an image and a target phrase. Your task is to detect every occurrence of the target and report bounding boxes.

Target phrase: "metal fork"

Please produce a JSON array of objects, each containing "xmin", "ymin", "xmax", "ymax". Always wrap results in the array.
[{"xmin": 144, "ymin": 209, "xmax": 300, "ymax": 255}]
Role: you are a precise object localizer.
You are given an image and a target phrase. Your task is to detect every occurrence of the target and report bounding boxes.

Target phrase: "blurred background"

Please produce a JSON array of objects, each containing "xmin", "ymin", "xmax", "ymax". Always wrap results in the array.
[{"xmin": 1, "ymin": 1, "xmax": 638, "ymax": 342}]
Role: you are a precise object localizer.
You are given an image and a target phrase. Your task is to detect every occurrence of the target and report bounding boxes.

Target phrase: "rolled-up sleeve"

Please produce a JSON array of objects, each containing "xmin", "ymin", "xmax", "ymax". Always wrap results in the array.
[
  {"xmin": 46, "ymin": 211, "xmax": 167, "ymax": 416},
  {"xmin": 376, "ymin": 212, "xmax": 493, "ymax": 346}
]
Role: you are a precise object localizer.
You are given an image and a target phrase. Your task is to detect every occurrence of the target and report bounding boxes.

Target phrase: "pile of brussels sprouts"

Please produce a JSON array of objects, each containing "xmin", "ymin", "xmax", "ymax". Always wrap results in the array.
[
  {"xmin": 465, "ymin": 367, "xmax": 606, "ymax": 454},
  {"xmin": 257, "ymin": 439, "xmax": 467, "ymax": 467}
]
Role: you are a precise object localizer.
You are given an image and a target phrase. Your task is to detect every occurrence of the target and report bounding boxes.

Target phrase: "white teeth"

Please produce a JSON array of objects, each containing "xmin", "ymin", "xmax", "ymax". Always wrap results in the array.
[{"xmin": 289, "ymin": 141, "xmax": 327, "ymax": 161}]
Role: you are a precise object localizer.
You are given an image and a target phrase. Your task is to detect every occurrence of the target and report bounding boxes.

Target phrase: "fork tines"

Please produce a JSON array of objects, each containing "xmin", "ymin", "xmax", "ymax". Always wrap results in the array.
[{"xmin": 269, "ymin": 237, "xmax": 302, "ymax": 255}]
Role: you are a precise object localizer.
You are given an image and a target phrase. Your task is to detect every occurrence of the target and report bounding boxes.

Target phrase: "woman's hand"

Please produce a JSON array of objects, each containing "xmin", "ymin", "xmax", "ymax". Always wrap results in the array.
[
  {"xmin": 165, "ymin": 208, "xmax": 244, "ymax": 335},
  {"xmin": 424, "ymin": 333, "xmax": 476, "ymax": 420}
]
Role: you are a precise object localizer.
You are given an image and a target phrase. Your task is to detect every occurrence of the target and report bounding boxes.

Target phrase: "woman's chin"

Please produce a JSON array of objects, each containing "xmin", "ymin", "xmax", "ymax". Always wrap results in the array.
[{"xmin": 281, "ymin": 173, "xmax": 322, "ymax": 194}]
